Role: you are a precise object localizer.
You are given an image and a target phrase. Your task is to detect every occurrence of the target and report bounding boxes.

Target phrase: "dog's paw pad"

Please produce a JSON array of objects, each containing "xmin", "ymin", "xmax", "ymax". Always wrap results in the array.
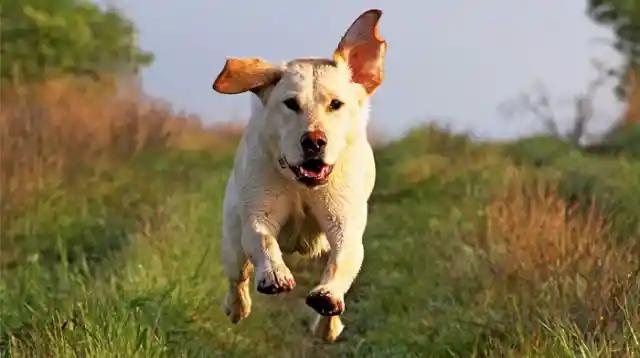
[
  {"xmin": 306, "ymin": 289, "xmax": 344, "ymax": 316},
  {"xmin": 256, "ymin": 264, "xmax": 296, "ymax": 295}
]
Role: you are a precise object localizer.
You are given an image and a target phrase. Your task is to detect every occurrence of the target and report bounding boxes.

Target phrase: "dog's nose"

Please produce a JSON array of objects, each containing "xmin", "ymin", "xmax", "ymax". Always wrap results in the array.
[{"xmin": 300, "ymin": 131, "xmax": 327, "ymax": 155}]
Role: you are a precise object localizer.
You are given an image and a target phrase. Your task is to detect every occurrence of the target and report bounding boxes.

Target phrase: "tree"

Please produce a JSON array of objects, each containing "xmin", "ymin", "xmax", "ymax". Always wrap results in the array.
[
  {"xmin": 499, "ymin": 60, "xmax": 615, "ymax": 146},
  {"xmin": 587, "ymin": 0, "xmax": 640, "ymax": 99},
  {"xmin": 0, "ymin": 0, "xmax": 153, "ymax": 82}
]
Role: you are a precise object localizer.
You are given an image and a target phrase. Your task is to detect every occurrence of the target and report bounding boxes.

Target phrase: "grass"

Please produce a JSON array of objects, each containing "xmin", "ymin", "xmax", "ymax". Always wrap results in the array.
[{"xmin": 1, "ymin": 78, "xmax": 639, "ymax": 357}]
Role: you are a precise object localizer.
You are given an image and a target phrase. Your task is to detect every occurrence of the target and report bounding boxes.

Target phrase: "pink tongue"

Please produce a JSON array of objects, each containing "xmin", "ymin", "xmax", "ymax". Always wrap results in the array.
[
  {"xmin": 320, "ymin": 166, "xmax": 329, "ymax": 177},
  {"xmin": 301, "ymin": 166, "xmax": 324, "ymax": 178}
]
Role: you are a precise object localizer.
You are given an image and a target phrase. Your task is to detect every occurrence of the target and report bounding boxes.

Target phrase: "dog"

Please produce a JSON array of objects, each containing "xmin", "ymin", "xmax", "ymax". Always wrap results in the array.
[{"xmin": 211, "ymin": 9, "xmax": 386, "ymax": 342}]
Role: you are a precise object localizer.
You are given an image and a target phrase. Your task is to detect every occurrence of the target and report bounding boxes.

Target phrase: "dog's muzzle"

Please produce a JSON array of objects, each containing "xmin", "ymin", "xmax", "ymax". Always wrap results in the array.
[{"xmin": 279, "ymin": 157, "xmax": 335, "ymax": 188}]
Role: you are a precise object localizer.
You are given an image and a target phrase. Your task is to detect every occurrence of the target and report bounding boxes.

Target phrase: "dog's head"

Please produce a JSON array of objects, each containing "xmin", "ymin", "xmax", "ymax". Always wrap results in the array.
[{"xmin": 212, "ymin": 9, "xmax": 386, "ymax": 187}]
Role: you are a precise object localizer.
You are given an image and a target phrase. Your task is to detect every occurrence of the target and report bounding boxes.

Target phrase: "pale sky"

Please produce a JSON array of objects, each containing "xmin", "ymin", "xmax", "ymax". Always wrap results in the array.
[{"xmin": 108, "ymin": 0, "xmax": 624, "ymax": 140}]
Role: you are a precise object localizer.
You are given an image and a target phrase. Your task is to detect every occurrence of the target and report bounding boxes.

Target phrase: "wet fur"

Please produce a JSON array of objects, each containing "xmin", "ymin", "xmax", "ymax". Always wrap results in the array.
[
  {"xmin": 213, "ymin": 9, "xmax": 387, "ymax": 342},
  {"xmin": 278, "ymin": 197, "xmax": 329, "ymax": 258}
]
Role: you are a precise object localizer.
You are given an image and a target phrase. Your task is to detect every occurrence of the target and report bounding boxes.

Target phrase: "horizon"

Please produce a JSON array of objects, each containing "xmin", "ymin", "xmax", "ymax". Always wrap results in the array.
[{"xmin": 104, "ymin": 0, "xmax": 625, "ymax": 140}]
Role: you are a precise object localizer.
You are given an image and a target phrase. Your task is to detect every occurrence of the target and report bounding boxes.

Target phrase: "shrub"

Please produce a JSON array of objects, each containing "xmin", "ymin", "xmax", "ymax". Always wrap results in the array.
[
  {"xmin": 462, "ymin": 169, "xmax": 640, "ymax": 354},
  {"xmin": 0, "ymin": 76, "xmax": 240, "ymax": 267}
]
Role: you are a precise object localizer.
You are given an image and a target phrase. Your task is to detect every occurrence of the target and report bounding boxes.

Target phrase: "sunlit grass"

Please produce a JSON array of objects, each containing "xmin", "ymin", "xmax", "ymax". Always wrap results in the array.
[{"xmin": 1, "ymin": 79, "xmax": 639, "ymax": 357}]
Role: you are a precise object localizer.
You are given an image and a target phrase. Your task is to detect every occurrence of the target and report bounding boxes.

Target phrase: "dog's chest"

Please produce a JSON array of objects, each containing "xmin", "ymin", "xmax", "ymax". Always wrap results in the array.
[{"xmin": 277, "ymin": 196, "xmax": 328, "ymax": 257}]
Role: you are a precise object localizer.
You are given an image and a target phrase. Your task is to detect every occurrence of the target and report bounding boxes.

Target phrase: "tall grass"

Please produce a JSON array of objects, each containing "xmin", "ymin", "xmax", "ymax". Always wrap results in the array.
[
  {"xmin": 1, "ymin": 76, "xmax": 639, "ymax": 357},
  {"xmin": 460, "ymin": 169, "xmax": 640, "ymax": 355},
  {"xmin": 0, "ymin": 76, "xmax": 241, "ymax": 267}
]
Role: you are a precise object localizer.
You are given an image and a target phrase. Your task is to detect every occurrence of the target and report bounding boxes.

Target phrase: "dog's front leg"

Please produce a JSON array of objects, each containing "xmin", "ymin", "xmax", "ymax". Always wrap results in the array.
[
  {"xmin": 242, "ymin": 210, "xmax": 296, "ymax": 295},
  {"xmin": 306, "ymin": 203, "xmax": 367, "ymax": 317}
]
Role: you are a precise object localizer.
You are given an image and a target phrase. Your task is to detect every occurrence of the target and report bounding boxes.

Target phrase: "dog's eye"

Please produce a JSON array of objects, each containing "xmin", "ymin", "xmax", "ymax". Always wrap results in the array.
[
  {"xmin": 283, "ymin": 98, "xmax": 301, "ymax": 112},
  {"xmin": 328, "ymin": 99, "xmax": 343, "ymax": 111}
]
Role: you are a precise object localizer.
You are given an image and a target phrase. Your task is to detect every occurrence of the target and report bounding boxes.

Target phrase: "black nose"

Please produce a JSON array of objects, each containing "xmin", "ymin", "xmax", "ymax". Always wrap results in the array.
[{"xmin": 300, "ymin": 131, "xmax": 327, "ymax": 155}]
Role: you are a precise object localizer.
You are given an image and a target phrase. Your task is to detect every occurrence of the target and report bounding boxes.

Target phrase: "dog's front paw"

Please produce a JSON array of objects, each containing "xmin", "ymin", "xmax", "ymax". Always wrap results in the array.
[
  {"xmin": 255, "ymin": 263, "xmax": 296, "ymax": 295},
  {"xmin": 306, "ymin": 285, "xmax": 344, "ymax": 316}
]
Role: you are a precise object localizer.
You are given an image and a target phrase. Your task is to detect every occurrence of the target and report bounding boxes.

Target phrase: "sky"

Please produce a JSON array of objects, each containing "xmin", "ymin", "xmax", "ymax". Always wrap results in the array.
[{"xmin": 106, "ymin": 0, "xmax": 624, "ymax": 140}]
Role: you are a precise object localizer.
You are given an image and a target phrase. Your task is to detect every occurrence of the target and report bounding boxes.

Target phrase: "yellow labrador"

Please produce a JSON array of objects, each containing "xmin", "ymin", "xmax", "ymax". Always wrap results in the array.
[{"xmin": 212, "ymin": 9, "xmax": 386, "ymax": 342}]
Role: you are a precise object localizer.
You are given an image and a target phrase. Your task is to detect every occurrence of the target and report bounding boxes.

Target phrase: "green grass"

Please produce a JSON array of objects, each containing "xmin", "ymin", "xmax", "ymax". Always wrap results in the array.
[{"xmin": 2, "ymin": 126, "xmax": 639, "ymax": 357}]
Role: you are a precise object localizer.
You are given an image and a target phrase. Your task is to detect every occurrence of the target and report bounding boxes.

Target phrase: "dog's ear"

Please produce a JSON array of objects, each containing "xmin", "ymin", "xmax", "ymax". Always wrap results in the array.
[
  {"xmin": 333, "ymin": 9, "xmax": 387, "ymax": 96},
  {"xmin": 212, "ymin": 58, "xmax": 282, "ymax": 99}
]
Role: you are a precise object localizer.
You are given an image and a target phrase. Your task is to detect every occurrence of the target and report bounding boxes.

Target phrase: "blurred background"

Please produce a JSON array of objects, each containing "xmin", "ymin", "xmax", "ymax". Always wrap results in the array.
[
  {"xmin": 103, "ymin": 0, "xmax": 628, "ymax": 140},
  {"xmin": 1, "ymin": 1, "xmax": 639, "ymax": 356}
]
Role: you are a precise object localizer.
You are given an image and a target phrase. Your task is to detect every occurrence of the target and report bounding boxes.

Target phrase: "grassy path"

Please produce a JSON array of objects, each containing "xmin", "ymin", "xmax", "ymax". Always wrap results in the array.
[{"xmin": 2, "ymin": 130, "xmax": 639, "ymax": 357}]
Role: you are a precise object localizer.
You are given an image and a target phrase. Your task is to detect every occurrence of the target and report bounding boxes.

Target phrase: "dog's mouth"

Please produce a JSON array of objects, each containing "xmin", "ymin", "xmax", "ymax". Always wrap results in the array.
[{"xmin": 288, "ymin": 158, "xmax": 334, "ymax": 187}]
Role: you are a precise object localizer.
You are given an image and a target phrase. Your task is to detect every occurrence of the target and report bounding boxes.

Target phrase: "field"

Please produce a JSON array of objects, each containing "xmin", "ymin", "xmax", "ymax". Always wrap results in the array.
[{"xmin": 1, "ymin": 78, "xmax": 639, "ymax": 357}]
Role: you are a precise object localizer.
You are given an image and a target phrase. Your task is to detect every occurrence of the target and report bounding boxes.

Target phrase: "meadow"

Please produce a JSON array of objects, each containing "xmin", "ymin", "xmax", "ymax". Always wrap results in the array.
[{"xmin": 1, "ymin": 77, "xmax": 639, "ymax": 357}]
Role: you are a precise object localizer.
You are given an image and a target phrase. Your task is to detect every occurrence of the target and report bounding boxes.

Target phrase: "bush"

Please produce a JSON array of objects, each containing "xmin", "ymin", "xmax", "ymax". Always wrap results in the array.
[
  {"xmin": 461, "ymin": 170, "xmax": 640, "ymax": 355},
  {"xmin": 503, "ymin": 135, "xmax": 580, "ymax": 167},
  {"xmin": 0, "ymin": 77, "xmax": 240, "ymax": 268},
  {"xmin": 585, "ymin": 124, "xmax": 640, "ymax": 159}
]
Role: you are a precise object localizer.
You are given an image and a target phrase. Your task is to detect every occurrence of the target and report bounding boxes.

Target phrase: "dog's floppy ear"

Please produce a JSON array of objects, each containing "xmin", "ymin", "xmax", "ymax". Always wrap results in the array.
[
  {"xmin": 212, "ymin": 58, "xmax": 282, "ymax": 99},
  {"xmin": 333, "ymin": 9, "xmax": 387, "ymax": 95}
]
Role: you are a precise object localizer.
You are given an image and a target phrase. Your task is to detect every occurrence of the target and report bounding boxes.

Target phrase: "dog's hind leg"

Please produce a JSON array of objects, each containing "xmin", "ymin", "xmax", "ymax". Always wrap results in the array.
[
  {"xmin": 311, "ymin": 315, "xmax": 344, "ymax": 342},
  {"xmin": 221, "ymin": 204, "xmax": 253, "ymax": 323}
]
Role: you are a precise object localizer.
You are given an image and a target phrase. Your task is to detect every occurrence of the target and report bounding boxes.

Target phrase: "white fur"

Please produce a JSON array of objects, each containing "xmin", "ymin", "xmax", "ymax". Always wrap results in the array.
[{"xmin": 214, "ymin": 9, "xmax": 386, "ymax": 342}]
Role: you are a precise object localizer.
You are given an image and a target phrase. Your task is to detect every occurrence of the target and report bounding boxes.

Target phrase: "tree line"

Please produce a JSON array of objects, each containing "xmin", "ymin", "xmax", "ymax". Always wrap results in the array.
[{"xmin": 0, "ymin": 0, "xmax": 153, "ymax": 82}]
